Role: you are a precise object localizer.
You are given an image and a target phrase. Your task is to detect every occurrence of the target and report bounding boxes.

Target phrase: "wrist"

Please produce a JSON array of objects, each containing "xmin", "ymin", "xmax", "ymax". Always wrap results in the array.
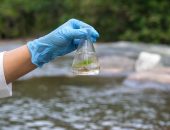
[
  {"xmin": 27, "ymin": 39, "xmax": 56, "ymax": 67},
  {"xmin": 4, "ymin": 45, "xmax": 36, "ymax": 83}
]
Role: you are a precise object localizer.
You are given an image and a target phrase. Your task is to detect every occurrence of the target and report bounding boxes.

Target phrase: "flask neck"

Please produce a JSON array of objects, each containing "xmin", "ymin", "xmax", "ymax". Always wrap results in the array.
[{"xmin": 77, "ymin": 39, "xmax": 95, "ymax": 53}]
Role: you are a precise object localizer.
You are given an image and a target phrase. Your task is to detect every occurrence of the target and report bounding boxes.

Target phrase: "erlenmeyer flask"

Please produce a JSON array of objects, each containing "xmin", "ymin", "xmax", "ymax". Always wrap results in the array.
[{"xmin": 72, "ymin": 39, "xmax": 100, "ymax": 75}]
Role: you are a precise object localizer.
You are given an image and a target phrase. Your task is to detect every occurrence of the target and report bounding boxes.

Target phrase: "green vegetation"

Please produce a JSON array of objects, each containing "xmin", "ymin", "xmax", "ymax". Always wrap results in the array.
[
  {"xmin": 0, "ymin": 0, "xmax": 170, "ymax": 44},
  {"xmin": 74, "ymin": 59, "xmax": 93, "ymax": 67}
]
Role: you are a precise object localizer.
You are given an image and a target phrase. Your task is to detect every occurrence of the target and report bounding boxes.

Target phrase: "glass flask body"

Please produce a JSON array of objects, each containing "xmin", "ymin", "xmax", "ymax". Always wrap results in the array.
[{"xmin": 72, "ymin": 40, "xmax": 100, "ymax": 75}]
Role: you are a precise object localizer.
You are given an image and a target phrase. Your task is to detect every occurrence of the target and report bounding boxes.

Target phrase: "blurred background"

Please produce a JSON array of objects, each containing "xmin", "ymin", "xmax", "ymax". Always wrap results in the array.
[
  {"xmin": 0, "ymin": 0, "xmax": 170, "ymax": 43},
  {"xmin": 0, "ymin": 0, "xmax": 170, "ymax": 130}
]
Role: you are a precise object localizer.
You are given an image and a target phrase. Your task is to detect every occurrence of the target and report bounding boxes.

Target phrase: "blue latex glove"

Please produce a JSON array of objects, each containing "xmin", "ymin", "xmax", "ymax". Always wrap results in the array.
[{"xmin": 27, "ymin": 19, "xmax": 99, "ymax": 67}]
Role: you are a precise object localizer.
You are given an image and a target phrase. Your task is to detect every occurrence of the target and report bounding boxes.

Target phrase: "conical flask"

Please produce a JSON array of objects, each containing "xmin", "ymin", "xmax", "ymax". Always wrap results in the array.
[{"xmin": 72, "ymin": 39, "xmax": 100, "ymax": 75}]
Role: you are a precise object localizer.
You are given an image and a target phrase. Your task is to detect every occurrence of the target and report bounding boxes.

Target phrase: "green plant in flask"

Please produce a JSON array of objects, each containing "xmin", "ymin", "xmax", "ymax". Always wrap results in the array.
[{"xmin": 72, "ymin": 39, "xmax": 100, "ymax": 75}]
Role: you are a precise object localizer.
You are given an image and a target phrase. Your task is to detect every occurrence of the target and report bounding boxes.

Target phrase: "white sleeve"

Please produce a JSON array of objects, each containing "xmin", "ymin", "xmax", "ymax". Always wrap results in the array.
[{"xmin": 0, "ymin": 52, "xmax": 12, "ymax": 98}]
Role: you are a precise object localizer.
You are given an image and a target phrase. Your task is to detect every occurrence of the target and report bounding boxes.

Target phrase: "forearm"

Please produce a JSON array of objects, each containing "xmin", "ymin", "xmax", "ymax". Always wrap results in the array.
[
  {"xmin": 3, "ymin": 45, "xmax": 36, "ymax": 84},
  {"xmin": 2, "ymin": 19, "xmax": 99, "ymax": 84}
]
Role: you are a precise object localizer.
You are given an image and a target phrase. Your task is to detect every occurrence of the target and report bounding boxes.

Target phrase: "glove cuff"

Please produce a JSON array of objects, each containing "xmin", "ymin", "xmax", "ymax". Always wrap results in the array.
[{"xmin": 27, "ymin": 39, "xmax": 55, "ymax": 67}]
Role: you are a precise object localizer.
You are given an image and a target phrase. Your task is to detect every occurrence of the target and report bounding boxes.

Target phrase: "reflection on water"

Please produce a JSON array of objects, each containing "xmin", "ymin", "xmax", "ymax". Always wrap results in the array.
[{"xmin": 0, "ymin": 76, "xmax": 169, "ymax": 130}]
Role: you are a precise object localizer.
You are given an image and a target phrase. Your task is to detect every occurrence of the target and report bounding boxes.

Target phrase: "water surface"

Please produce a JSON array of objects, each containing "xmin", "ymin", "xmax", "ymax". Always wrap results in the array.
[{"xmin": 0, "ymin": 76, "xmax": 169, "ymax": 130}]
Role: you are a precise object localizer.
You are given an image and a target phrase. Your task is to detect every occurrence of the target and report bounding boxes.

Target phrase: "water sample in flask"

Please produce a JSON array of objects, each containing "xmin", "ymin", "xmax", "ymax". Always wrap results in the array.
[{"xmin": 72, "ymin": 39, "xmax": 100, "ymax": 75}]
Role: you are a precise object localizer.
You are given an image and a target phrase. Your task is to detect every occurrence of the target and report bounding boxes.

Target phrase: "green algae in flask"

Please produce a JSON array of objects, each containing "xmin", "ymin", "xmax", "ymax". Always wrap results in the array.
[{"xmin": 72, "ymin": 39, "xmax": 100, "ymax": 75}]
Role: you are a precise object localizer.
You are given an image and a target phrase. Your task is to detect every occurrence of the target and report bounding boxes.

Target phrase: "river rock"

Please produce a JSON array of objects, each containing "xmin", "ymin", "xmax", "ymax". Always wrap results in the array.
[
  {"xmin": 124, "ymin": 67, "xmax": 170, "ymax": 88},
  {"xmin": 135, "ymin": 52, "xmax": 161, "ymax": 72}
]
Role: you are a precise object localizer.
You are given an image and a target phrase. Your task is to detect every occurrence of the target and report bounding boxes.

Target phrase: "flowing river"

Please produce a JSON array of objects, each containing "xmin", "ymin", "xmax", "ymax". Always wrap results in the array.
[{"xmin": 0, "ymin": 41, "xmax": 169, "ymax": 130}]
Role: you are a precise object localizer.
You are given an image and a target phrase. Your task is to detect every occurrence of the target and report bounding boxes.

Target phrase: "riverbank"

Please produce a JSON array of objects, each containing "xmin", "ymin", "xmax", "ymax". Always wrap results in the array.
[{"xmin": 0, "ymin": 40, "xmax": 170, "ymax": 88}]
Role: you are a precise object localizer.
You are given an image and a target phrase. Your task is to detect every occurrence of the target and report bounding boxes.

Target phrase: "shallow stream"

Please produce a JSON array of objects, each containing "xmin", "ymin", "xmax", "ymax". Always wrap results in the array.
[{"xmin": 0, "ymin": 41, "xmax": 169, "ymax": 130}]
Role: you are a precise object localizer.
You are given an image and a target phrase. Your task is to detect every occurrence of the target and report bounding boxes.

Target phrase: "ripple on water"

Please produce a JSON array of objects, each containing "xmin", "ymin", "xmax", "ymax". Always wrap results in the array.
[{"xmin": 0, "ymin": 78, "xmax": 170, "ymax": 130}]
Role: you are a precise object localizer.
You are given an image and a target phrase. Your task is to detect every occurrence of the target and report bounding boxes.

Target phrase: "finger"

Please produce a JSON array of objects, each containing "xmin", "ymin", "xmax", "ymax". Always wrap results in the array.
[
  {"xmin": 73, "ymin": 39, "xmax": 85, "ymax": 45},
  {"xmin": 72, "ymin": 27, "xmax": 99, "ymax": 40},
  {"xmin": 69, "ymin": 19, "xmax": 100, "ymax": 38},
  {"xmin": 90, "ymin": 37, "xmax": 97, "ymax": 43},
  {"xmin": 72, "ymin": 39, "xmax": 85, "ymax": 50},
  {"xmin": 69, "ymin": 28, "xmax": 88, "ymax": 39},
  {"xmin": 69, "ymin": 19, "xmax": 92, "ymax": 29},
  {"xmin": 86, "ymin": 28, "xmax": 99, "ymax": 40},
  {"xmin": 70, "ymin": 28, "xmax": 98, "ymax": 43}
]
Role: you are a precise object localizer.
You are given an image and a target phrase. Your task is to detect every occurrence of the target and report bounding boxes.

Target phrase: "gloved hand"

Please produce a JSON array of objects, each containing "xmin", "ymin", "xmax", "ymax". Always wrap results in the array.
[{"xmin": 27, "ymin": 19, "xmax": 99, "ymax": 67}]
